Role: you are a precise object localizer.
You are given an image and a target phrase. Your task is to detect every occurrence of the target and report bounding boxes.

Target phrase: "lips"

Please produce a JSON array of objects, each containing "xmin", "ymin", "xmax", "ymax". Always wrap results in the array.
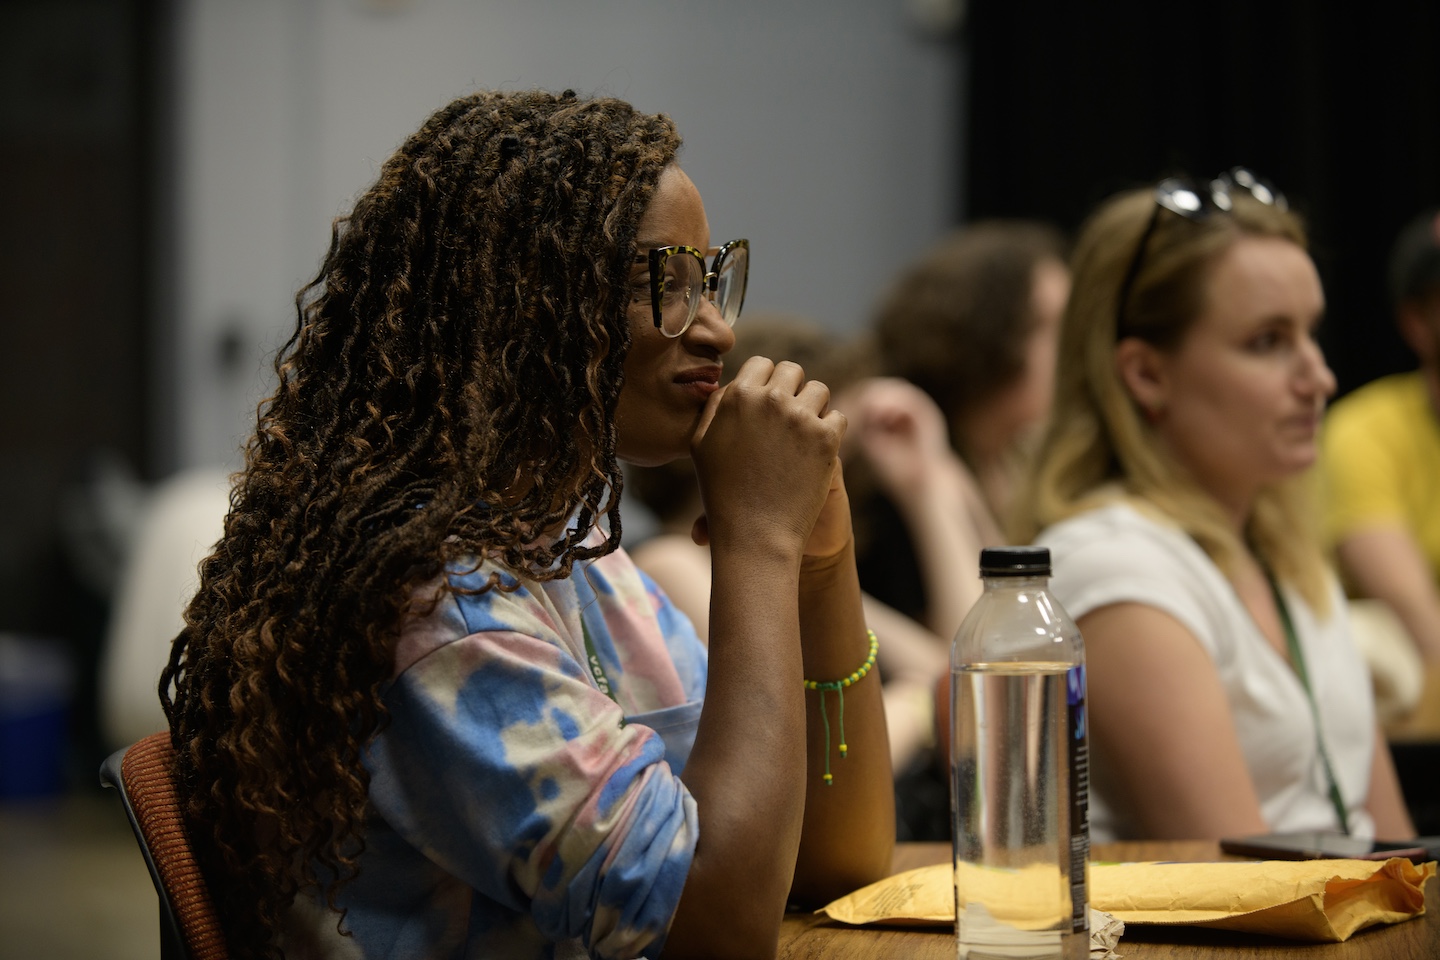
[
  {"xmin": 674, "ymin": 367, "xmax": 721, "ymax": 386},
  {"xmin": 1279, "ymin": 413, "xmax": 1323, "ymax": 442},
  {"xmin": 673, "ymin": 366, "xmax": 721, "ymax": 401}
]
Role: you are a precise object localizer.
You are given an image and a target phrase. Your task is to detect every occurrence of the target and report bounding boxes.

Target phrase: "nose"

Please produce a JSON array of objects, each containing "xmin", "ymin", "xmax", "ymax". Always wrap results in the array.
[
  {"xmin": 1299, "ymin": 336, "xmax": 1336, "ymax": 399},
  {"xmin": 684, "ymin": 294, "xmax": 736, "ymax": 355}
]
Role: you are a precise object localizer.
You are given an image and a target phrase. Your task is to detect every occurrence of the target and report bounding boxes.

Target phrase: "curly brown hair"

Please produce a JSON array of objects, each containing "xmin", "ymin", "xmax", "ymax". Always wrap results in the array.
[
  {"xmin": 159, "ymin": 89, "xmax": 681, "ymax": 959},
  {"xmin": 873, "ymin": 220, "xmax": 1066, "ymax": 459}
]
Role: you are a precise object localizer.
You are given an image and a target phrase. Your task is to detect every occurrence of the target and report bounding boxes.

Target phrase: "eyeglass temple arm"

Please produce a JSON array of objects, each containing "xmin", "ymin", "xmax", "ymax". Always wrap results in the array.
[{"xmin": 1113, "ymin": 204, "xmax": 1162, "ymax": 339}]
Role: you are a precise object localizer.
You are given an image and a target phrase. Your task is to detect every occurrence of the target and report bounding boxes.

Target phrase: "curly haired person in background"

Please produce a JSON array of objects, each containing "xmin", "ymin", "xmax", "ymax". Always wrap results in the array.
[
  {"xmin": 844, "ymin": 222, "xmax": 1070, "ymax": 642},
  {"xmin": 1012, "ymin": 171, "xmax": 1414, "ymax": 843},
  {"xmin": 161, "ymin": 90, "xmax": 892, "ymax": 960}
]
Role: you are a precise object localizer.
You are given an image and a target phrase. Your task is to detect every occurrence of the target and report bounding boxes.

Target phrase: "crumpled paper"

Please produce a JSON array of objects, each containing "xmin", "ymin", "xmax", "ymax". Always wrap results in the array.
[
  {"xmin": 1091, "ymin": 856, "xmax": 1435, "ymax": 941},
  {"xmin": 818, "ymin": 856, "xmax": 1436, "ymax": 945},
  {"xmin": 819, "ymin": 862, "xmax": 1124, "ymax": 958}
]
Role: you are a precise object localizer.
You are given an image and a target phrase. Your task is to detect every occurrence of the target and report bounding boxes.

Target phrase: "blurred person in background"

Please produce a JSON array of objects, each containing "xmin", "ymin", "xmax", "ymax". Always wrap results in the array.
[
  {"xmin": 1012, "ymin": 171, "xmax": 1415, "ymax": 843},
  {"xmin": 830, "ymin": 221, "xmax": 1069, "ymax": 841},
  {"xmin": 844, "ymin": 221, "xmax": 1070, "ymax": 643},
  {"xmin": 1320, "ymin": 209, "xmax": 1440, "ymax": 732}
]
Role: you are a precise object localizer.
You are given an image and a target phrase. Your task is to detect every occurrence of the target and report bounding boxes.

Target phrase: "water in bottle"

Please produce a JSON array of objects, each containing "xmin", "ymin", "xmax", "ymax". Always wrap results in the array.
[{"xmin": 950, "ymin": 546, "xmax": 1088, "ymax": 959}]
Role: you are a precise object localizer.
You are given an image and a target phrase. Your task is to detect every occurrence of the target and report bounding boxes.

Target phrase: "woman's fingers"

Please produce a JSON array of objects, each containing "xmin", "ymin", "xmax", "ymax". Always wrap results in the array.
[{"xmin": 690, "ymin": 355, "xmax": 844, "ymax": 556}]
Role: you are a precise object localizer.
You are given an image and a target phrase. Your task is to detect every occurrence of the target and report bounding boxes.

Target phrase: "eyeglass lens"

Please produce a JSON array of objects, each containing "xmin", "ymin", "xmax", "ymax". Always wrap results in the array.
[
  {"xmin": 655, "ymin": 242, "xmax": 748, "ymax": 337},
  {"xmin": 713, "ymin": 243, "xmax": 747, "ymax": 327},
  {"xmin": 655, "ymin": 253, "xmax": 702, "ymax": 336}
]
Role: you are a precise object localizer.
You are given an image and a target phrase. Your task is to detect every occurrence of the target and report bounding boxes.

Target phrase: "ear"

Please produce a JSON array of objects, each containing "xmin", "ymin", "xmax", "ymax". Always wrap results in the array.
[{"xmin": 1114, "ymin": 336, "xmax": 1170, "ymax": 417}]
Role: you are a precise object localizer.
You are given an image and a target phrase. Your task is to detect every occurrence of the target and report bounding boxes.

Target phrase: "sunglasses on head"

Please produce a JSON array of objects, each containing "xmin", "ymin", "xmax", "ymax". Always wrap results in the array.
[{"xmin": 1115, "ymin": 168, "xmax": 1287, "ymax": 340}]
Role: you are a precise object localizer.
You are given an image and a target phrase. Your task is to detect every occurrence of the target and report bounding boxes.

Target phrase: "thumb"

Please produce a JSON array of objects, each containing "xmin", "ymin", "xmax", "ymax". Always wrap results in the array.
[
  {"xmin": 690, "ymin": 513, "xmax": 710, "ymax": 547},
  {"xmin": 689, "ymin": 383, "xmax": 728, "ymax": 454}
]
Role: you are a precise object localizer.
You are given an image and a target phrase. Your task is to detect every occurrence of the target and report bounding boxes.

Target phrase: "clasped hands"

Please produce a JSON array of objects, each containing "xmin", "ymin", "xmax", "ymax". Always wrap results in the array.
[{"xmin": 688, "ymin": 356, "xmax": 852, "ymax": 562}]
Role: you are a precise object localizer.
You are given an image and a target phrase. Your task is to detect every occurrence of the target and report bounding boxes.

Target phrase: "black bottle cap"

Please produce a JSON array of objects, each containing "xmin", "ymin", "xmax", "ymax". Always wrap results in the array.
[{"xmin": 979, "ymin": 546, "xmax": 1052, "ymax": 577}]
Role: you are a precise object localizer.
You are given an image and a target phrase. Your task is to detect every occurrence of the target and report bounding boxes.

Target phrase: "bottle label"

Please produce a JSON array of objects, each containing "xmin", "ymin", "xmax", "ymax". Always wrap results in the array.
[{"xmin": 1067, "ymin": 663, "xmax": 1090, "ymax": 934}]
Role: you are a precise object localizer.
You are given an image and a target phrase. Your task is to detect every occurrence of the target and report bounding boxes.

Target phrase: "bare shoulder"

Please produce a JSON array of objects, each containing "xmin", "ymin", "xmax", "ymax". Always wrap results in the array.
[{"xmin": 1079, "ymin": 601, "xmax": 1213, "ymax": 664}]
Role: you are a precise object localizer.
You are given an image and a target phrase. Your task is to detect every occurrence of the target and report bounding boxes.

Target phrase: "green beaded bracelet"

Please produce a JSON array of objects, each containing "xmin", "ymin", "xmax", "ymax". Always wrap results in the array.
[{"xmin": 803, "ymin": 629, "xmax": 879, "ymax": 785}]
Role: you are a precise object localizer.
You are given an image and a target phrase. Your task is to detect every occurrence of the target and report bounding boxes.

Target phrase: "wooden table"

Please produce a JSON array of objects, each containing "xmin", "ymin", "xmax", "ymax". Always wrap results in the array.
[{"xmin": 777, "ymin": 840, "xmax": 1439, "ymax": 959}]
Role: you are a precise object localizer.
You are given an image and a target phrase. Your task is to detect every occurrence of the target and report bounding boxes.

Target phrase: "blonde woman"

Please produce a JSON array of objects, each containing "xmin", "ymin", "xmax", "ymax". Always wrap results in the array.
[{"xmin": 1013, "ymin": 171, "xmax": 1414, "ymax": 843}]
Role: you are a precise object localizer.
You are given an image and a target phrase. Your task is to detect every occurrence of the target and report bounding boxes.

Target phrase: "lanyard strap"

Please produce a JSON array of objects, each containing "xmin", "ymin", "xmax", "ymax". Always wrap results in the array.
[
  {"xmin": 573, "ymin": 565, "xmax": 620, "ymax": 705},
  {"xmin": 1265, "ymin": 572, "xmax": 1351, "ymax": 835},
  {"xmin": 581, "ymin": 618, "xmax": 619, "ymax": 704}
]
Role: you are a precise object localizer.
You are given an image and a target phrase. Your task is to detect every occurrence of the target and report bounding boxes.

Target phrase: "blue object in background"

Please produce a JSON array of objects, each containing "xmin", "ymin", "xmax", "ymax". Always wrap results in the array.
[{"xmin": 0, "ymin": 634, "xmax": 74, "ymax": 800}]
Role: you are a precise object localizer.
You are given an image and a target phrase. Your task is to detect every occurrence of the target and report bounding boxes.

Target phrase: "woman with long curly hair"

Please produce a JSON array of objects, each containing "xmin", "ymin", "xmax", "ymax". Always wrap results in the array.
[
  {"xmin": 162, "ymin": 89, "xmax": 893, "ymax": 959},
  {"xmin": 1011, "ymin": 171, "xmax": 1413, "ymax": 844}
]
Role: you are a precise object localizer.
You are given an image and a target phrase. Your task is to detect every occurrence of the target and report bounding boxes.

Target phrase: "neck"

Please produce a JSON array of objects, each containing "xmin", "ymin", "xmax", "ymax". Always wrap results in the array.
[
  {"xmin": 1157, "ymin": 451, "xmax": 1254, "ymax": 538},
  {"xmin": 1147, "ymin": 429, "xmax": 1257, "ymax": 537},
  {"xmin": 1208, "ymin": 483, "xmax": 1265, "ymax": 552}
]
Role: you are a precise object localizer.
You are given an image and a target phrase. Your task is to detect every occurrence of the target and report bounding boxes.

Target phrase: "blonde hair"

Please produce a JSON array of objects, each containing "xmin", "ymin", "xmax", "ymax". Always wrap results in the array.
[{"xmin": 1011, "ymin": 184, "xmax": 1331, "ymax": 612}]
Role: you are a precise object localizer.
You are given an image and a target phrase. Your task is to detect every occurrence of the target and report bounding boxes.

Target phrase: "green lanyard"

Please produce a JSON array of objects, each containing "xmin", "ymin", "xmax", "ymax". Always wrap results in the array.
[
  {"xmin": 581, "ymin": 619, "xmax": 619, "ymax": 705},
  {"xmin": 1265, "ymin": 572, "xmax": 1351, "ymax": 835}
]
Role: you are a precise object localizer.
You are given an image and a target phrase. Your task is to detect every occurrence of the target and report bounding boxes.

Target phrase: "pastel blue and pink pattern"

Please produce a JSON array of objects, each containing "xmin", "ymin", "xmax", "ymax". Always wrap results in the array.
[{"xmin": 279, "ymin": 545, "xmax": 707, "ymax": 960}]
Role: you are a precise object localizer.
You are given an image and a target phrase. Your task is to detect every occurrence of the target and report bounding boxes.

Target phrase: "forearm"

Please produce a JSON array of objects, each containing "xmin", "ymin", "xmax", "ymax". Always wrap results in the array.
[
  {"xmin": 862, "ymin": 594, "xmax": 945, "ymax": 768},
  {"xmin": 666, "ymin": 544, "xmax": 808, "ymax": 956},
  {"xmin": 1366, "ymin": 726, "xmax": 1417, "ymax": 838},
  {"xmin": 791, "ymin": 540, "xmax": 895, "ymax": 906},
  {"xmin": 665, "ymin": 352, "xmax": 858, "ymax": 953},
  {"xmin": 894, "ymin": 464, "xmax": 987, "ymax": 640},
  {"xmin": 1337, "ymin": 528, "xmax": 1440, "ymax": 663},
  {"xmin": 1382, "ymin": 589, "xmax": 1440, "ymax": 665},
  {"xmin": 861, "ymin": 593, "xmax": 948, "ymax": 685}
]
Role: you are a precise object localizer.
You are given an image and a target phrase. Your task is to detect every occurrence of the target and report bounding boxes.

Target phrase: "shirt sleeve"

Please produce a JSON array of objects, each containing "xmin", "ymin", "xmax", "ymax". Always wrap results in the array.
[
  {"xmin": 636, "ymin": 566, "xmax": 708, "ymax": 704},
  {"xmin": 1040, "ymin": 508, "xmax": 1223, "ymax": 662},
  {"xmin": 1321, "ymin": 392, "xmax": 1409, "ymax": 541},
  {"xmin": 364, "ymin": 619, "xmax": 699, "ymax": 960}
]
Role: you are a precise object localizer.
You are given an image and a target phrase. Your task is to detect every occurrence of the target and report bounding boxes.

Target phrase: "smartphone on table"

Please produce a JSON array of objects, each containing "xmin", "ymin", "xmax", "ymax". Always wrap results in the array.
[{"xmin": 1219, "ymin": 831, "xmax": 1440, "ymax": 864}]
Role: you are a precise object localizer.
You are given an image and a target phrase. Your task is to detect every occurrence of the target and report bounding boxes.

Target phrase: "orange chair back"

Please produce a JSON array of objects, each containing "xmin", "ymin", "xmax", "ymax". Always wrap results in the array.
[{"xmin": 102, "ymin": 731, "xmax": 230, "ymax": 960}]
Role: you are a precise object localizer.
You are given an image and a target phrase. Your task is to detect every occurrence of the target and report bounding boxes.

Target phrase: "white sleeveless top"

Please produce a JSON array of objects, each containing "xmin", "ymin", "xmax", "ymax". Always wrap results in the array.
[{"xmin": 1035, "ymin": 501, "xmax": 1376, "ymax": 843}]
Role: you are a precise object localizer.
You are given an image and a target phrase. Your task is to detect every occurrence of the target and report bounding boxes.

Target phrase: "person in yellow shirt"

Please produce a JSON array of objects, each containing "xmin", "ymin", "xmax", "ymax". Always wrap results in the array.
[{"xmin": 1321, "ymin": 209, "xmax": 1440, "ymax": 688}]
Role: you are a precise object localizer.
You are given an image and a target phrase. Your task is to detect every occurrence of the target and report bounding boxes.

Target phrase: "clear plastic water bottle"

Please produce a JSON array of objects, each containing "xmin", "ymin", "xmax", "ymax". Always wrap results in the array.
[{"xmin": 950, "ymin": 546, "xmax": 1088, "ymax": 959}]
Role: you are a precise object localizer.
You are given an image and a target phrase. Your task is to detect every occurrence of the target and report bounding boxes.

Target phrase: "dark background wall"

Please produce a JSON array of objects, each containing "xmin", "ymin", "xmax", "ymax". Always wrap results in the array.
[
  {"xmin": 962, "ymin": 0, "xmax": 1440, "ymax": 399},
  {"xmin": 0, "ymin": 0, "xmax": 166, "ymax": 773}
]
